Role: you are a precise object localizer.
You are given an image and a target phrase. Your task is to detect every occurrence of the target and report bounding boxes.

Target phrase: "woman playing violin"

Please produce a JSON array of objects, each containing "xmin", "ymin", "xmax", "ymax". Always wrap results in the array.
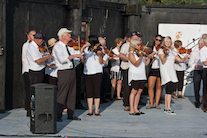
[
  {"xmin": 109, "ymin": 37, "xmax": 124, "ymax": 100},
  {"xmin": 158, "ymin": 36, "xmax": 188, "ymax": 115},
  {"xmin": 81, "ymin": 35, "xmax": 103, "ymax": 117},
  {"xmin": 146, "ymin": 34, "xmax": 163, "ymax": 109},
  {"xmin": 128, "ymin": 39, "xmax": 150, "ymax": 115},
  {"xmin": 172, "ymin": 40, "xmax": 190, "ymax": 99}
]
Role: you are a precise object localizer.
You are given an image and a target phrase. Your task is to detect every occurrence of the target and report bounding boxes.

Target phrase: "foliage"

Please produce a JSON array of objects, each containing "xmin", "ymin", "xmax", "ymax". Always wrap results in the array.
[{"xmin": 100, "ymin": 0, "xmax": 206, "ymax": 5}]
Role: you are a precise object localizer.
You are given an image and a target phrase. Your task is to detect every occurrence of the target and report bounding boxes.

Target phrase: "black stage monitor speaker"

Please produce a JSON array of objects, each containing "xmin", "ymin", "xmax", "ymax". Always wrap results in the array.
[{"xmin": 30, "ymin": 83, "xmax": 57, "ymax": 134}]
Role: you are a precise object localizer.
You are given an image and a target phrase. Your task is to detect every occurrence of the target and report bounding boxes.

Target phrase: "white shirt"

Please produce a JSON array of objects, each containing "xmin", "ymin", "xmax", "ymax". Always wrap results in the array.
[
  {"xmin": 83, "ymin": 47, "xmax": 103, "ymax": 75},
  {"xmin": 173, "ymin": 48, "xmax": 187, "ymax": 71},
  {"xmin": 200, "ymin": 46, "xmax": 207, "ymax": 69},
  {"xmin": 52, "ymin": 41, "xmax": 75, "ymax": 70},
  {"xmin": 188, "ymin": 46, "xmax": 203, "ymax": 70},
  {"xmin": 128, "ymin": 52, "xmax": 146, "ymax": 85},
  {"xmin": 158, "ymin": 49, "xmax": 178, "ymax": 85},
  {"xmin": 120, "ymin": 42, "xmax": 130, "ymax": 70},
  {"xmin": 68, "ymin": 47, "xmax": 81, "ymax": 67},
  {"xmin": 22, "ymin": 40, "xmax": 29, "ymax": 74},
  {"xmin": 111, "ymin": 47, "xmax": 121, "ymax": 72},
  {"xmin": 151, "ymin": 46, "xmax": 160, "ymax": 69},
  {"xmin": 26, "ymin": 41, "xmax": 45, "ymax": 71}
]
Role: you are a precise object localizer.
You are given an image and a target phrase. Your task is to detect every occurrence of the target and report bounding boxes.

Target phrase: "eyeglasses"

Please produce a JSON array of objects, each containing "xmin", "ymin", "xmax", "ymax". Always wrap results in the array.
[{"xmin": 155, "ymin": 39, "xmax": 162, "ymax": 42}]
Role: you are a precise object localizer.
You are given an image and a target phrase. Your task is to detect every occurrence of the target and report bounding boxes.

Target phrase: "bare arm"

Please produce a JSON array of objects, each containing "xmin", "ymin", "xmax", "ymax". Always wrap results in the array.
[
  {"xmin": 128, "ymin": 53, "xmax": 142, "ymax": 67},
  {"xmin": 119, "ymin": 53, "xmax": 128, "ymax": 61},
  {"xmin": 144, "ymin": 56, "xmax": 150, "ymax": 66},
  {"xmin": 97, "ymin": 50, "xmax": 103, "ymax": 64},
  {"xmin": 35, "ymin": 55, "xmax": 53, "ymax": 64}
]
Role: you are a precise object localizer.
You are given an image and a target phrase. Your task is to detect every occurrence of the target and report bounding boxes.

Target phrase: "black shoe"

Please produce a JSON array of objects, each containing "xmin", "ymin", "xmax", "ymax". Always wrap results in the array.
[
  {"xmin": 195, "ymin": 103, "xmax": 200, "ymax": 108},
  {"xmin": 100, "ymin": 99, "xmax": 108, "ymax": 104},
  {"xmin": 57, "ymin": 117, "xmax": 62, "ymax": 122},
  {"xmin": 75, "ymin": 105, "xmax": 87, "ymax": 110},
  {"xmin": 67, "ymin": 116, "xmax": 81, "ymax": 121},
  {"xmin": 26, "ymin": 110, "xmax": 31, "ymax": 117},
  {"xmin": 139, "ymin": 100, "xmax": 146, "ymax": 105}
]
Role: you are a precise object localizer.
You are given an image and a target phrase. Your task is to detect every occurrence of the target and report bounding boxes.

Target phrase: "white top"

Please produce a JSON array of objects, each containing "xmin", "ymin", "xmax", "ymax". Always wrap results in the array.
[
  {"xmin": 110, "ymin": 47, "xmax": 121, "ymax": 72},
  {"xmin": 188, "ymin": 46, "xmax": 203, "ymax": 70},
  {"xmin": 158, "ymin": 49, "xmax": 178, "ymax": 85},
  {"xmin": 83, "ymin": 47, "xmax": 103, "ymax": 75},
  {"xmin": 68, "ymin": 47, "xmax": 81, "ymax": 67},
  {"xmin": 128, "ymin": 52, "xmax": 146, "ymax": 85},
  {"xmin": 199, "ymin": 46, "xmax": 207, "ymax": 69},
  {"xmin": 151, "ymin": 46, "xmax": 160, "ymax": 69},
  {"xmin": 52, "ymin": 41, "xmax": 75, "ymax": 70},
  {"xmin": 45, "ymin": 58, "xmax": 58, "ymax": 78},
  {"xmin": 120, "ymin": 42, "xmax": 130, "ymax": 70},
  {"xmin": 26, "ymin": 41, "xmax": 46, "ymax": 71},
  {"xmin": 22, "ymin": 40, "xmax": 29, "ymax": 74},
  {"xmin": 173, "ymin": 48, "xmax": 187, "ymax": 71}
]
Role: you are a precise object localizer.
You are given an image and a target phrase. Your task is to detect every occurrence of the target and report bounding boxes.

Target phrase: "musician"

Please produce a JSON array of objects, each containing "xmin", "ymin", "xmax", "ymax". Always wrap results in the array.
[
  {"xmin": 172, "ymin": 40, "xmax": 190, "ymax": 99},
  {"xmin": 53, "ymin": 28, "xmax": 82, "ymax": 121},
  {"xmin": 158, "ymin": 36, "xmax": 188, "ymax": 115},
  {"xmin": 110, "ymin": 38, "xmax": 124, "ymax": 100},
  {"xmin": 199, "ymin": 37, "xmax": 207, "ymax": 113},
  {"xmin": 189, "ymin": 39, "xmax": 204, "ymax": 108},
  {"xmin": 26, "ymin": 32, "xmax": 53, "ymax": 85},
  {"xmin": 22, "ymin": 30, "xmax": 36, "ymax": 117},
  {"xmin": 45, "ymin": 38, "xmax": 58, "ymax": 85},
  {"xmin": 147, "ymin": 34, "xmax": 162, "ymax": 109},
  {"xmin": 120, "ymin": 31, "xmax": 143, "ymax": 111},
  {"xmin": 81, "ymin": 35, "xmax": 103, "ymax": 117},
  {"xmin": 128, "ymin": 39, "xmax": 150, "ymax": 115},
  {"xmin": 98, "ymin": 37, "xmax": 110, "ymax": 103}
]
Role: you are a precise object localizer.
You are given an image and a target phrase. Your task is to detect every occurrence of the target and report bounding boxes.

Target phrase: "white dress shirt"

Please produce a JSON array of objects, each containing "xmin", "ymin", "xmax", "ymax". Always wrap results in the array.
[
  {"xmin": 120, "ymin": 42, "xmax": 130, "ymax": 70},
  {"xmin": 26, "ymin": 41, "xmax": 45, "ymax": 71},
  {"xmin": 173, "ymin": 48, "xmax": 187, "ymax": 71},
  {"xmin": 52, "ymin": 41, "xmax": 75, "ymax": 70},
  {"xmin": 200, "ymin": 46, "xmax": 207, "ymax": 69},
  {"xmin": 22, "ymin": 40, "xmax": 29, "ymax": 74},
  {"xmin": 188, "ymin": 46, "xmax": 203, "ymax": 70}
]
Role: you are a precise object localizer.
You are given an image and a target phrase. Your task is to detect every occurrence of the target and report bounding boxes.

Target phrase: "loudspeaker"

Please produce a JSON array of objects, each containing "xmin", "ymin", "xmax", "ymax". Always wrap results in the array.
[{"xmin": 30, "ymin": 83, "xmax": 57, "ymax": 134}]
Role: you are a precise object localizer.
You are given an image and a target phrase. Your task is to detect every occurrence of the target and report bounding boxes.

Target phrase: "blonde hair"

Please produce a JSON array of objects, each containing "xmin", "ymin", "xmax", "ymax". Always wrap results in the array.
[
  {"xmin": 162, "ymin": 36, "xmax": 172, "ymax": 49},
  {"xmin": 129, "ymin": 38, "xmax": 142, "ymax": 52}
]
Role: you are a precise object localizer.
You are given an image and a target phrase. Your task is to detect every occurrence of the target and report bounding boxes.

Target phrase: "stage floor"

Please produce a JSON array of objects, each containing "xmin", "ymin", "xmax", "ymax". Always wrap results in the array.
[{"xmin": 0, "ymin": 96, "xmax": 207, "ymax": 138}]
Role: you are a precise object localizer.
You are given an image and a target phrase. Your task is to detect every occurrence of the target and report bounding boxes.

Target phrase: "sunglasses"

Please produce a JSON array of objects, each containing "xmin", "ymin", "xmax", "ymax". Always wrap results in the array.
[{"xmin": 155, "ymin": 39, "xmax": 162, "ymax": 42}]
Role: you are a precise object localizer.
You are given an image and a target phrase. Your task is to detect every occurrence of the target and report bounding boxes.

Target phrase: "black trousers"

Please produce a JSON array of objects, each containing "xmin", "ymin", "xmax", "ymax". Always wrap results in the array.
[
  {"xmin": 193, "ymin": 70, "xmax": 203, "ymax": 105},
  {"xmin": 122, "ymin": 69, "xmax": 130, "ymax": 107},
  {"xmin": 173, "ymin": 71, "xmax": 184, "ymax": 92},
  {"xmin": 23, "ymin": 72, "xmax": 30, "ymax": 109},
  {"xmin": 29, "ymin": 68, "xmax": 45, "ymax": 85},
  {"xmin": 75, "ymin": 63, "xmax": 83, "ymax": 106},
  {"xmin": 202, "ymin": 69, "xmax": 207, "ymax": 109},
  {"xmin": 57, "ymin": 69, "xmax": 76, "ymax": 118},
  {"xmin": 100, "ymin": 67, "xmax": 110, "ymax": 101}
]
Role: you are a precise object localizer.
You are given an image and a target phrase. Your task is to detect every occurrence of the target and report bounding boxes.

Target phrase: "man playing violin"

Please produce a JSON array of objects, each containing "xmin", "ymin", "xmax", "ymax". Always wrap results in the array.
[
  {"xmin": 52, "ymin": 28, "xmax": 83, "ymax": 122},
  {"xmin": 199, "ymin": 37, "xmax": 207, "ymax": 113},
  {"xmin": 22, "ymin": 30, "xmax": 36, "ymax": 117},
  {"xmin": 26, "ymin": 32, "xmax": 53, "ymax": 85}
]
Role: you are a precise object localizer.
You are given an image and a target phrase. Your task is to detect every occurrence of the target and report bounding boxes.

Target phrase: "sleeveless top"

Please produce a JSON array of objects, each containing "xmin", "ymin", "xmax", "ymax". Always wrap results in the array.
[{"xmin": 128, "ymin": 51, "xmax": 146, "ymax": 85}]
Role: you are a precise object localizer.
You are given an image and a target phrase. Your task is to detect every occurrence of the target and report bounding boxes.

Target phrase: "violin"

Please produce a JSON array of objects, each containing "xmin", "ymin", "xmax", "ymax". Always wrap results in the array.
[
  {"xmin": 38, "ymin": 45, "xmax": 47, "ymax": 53},
  {"xmin": 179, "ymin": 47, "xmax": 192, "ymax": 54},
  {"xmin": 68, "ymin": 39, "xmax": 86, "ymax": 50},
  {"xmin": 102, "ymin": 46, "xmax": 116, "ymax": 57},
  {"xmin": 140, "ymin": 43, "xmax": 152, "ymax": 54}
]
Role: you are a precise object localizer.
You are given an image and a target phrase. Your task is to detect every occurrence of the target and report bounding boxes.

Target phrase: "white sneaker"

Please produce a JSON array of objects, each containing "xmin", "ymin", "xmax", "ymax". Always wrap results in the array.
[{"xmin": 164, "ymin": 109, "xmax": 176, "ymax": 115}]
